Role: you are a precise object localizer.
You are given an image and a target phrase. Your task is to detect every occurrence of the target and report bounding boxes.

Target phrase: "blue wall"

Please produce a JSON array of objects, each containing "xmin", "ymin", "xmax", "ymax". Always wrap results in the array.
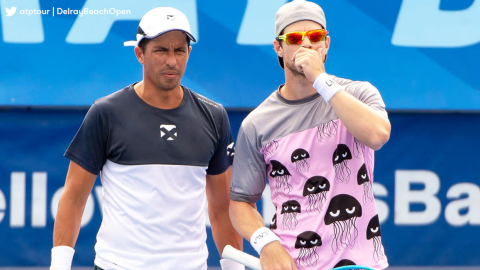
[
  {"xmin": 0, "ymin": 109, "xmax": 479, "ymax": 267},
  {"xmin": 1, "ymin": 0, "xmax": 479, "ymax": 109}
]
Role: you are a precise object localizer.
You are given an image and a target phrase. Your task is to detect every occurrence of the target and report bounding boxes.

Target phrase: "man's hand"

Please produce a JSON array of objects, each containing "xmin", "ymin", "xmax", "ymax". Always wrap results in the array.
[
  {"xmin": 292, "ymin": 46, "xmax": 327, "ymax": 84},
  {"xmin": 260, "ymin": 241, "xmax": 297, "ymax": 270}
]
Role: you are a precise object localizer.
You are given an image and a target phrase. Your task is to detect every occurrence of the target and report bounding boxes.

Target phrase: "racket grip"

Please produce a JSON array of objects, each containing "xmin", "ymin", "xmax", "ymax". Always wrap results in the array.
[{"xmin": 222, "ymin": 245, "xmax": 262, "ymax": 270}]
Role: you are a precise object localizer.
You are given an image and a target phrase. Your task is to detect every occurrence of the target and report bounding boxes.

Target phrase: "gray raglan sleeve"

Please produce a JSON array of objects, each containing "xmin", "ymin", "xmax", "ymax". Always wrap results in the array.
[
  {"xmin": 230, "ymin": 124, "xmax": 267, "ymax": 203},
  {"xmin": 351, "ymin": 81, "xmax": 388, "ymax": 118}
]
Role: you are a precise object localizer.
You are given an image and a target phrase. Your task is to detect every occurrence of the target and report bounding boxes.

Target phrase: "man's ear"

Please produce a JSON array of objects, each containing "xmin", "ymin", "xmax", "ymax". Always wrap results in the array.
[
  {"xmin": 135, "ymin": 46, "xmax": 145, "ymax": 64},
  {"xmin": 324, "ymin": 36, "xmax": 331, "ymax": 63},
  {"xmin": 273, "ymin": 39, "xmax": 283, "ymax": 58}
]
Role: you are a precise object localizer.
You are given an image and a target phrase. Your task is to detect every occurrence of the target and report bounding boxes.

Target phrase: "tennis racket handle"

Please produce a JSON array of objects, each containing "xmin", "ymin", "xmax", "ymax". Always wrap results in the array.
[{"xmin": 222, "ymin": 245, "xmax": 262, "ymax": 270}]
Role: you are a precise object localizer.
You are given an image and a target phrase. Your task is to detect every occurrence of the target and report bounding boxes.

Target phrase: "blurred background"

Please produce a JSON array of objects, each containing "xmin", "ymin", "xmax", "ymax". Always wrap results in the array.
[{"xmin": 0, "ymin": 0, "xmax": 479, "ymax": 269}]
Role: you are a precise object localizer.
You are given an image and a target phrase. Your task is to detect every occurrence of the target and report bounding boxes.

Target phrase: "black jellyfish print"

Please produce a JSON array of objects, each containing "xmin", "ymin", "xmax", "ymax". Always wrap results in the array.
[
  {"xmin": 303, "ymin": 176, "xmax": 330, "ymax": 213},
  {"xmin": 332, "ymin": 144, "xmax": 352, "ymax": 183},
  {"xmin": 357, "ymin": 164, "xmax": 374, "ymax": 204},
  {"xmin": 270, "ymin": 213, "xmax": 277, "ymax": 230},
  {"xmin": 270, "ymin": 160, "xmax": 293, "ymax": 195},
  {"xmin": 270, "ymin": 160, "xmax": 292, "ymax": 195},
  {"xmin": 295, "ymin": 231, "xmax": 322, "ymax": 268},
  {"xmin": 324, "ymin": 194, "xmax": 362, "ymax": 253},
  {"xmin": 334, "ymin": 259, "xmax": 356, "ymax": 268},
  {"xmin": 261, "ymin": 140, "xmax": 278, "ymax": 156},
  {"xmin": 281, "ymin": 200, "xmax": 301, "ymax": 230},
  {"xmin": 353, "ymin": 138, "xmax": 366, "ymax": 159},
  {"xmin": 367, "ymin": 214, "xmax": 386, "ymax": 262},
  {"xmin": 291, "ymin": 148, "xmax": 310, "ymax": 173},
  {"xmin": 317, "ymin": 120, "xmax": 338, "ymax": 141}
]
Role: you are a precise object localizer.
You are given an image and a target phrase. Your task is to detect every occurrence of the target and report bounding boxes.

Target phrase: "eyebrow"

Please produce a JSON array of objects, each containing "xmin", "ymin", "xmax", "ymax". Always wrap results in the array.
[
  {"xmin": 152, "ymin": 46, "xmax": 168, "ymax": 50},
  {"xmin": 151, "ymin": 45, "xmax": 187, "ymax": 50}
]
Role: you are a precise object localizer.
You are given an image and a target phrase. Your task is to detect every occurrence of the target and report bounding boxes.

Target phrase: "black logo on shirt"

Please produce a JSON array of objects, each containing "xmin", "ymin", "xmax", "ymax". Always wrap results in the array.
[{"xmin": 160, "ymin": 125, "xmax": 177, "ymax": 141}]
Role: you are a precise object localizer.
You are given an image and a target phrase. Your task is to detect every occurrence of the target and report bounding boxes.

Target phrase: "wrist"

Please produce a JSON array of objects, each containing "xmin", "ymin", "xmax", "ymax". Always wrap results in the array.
[
  {"xmin": 220, "ymin": 258, "xmax": 245, "ymax": 270},
  {"xmin": 313, "ymin": 72, "xmax": 343, "ymax": 103},
  {"xmin": 250, "ymin": 227, "xmax": 280, "ymax": 255},
  {"xmin": 50, "ymin": 246, "xmax": 75, "ymax": 270}
]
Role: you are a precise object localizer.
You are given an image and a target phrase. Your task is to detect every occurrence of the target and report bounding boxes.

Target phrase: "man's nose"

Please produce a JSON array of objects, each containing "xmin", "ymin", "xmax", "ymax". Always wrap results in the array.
[
  {"xmin": 165, "ymin": 52, "xmax": 177, "ymax": 67},
  {"xmin": 301, "ymin": 35, "xmax": 313, "ymax": 49}
]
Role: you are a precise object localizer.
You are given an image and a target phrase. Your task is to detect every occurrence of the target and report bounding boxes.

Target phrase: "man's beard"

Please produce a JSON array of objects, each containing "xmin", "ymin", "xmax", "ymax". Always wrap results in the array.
[
  {"xmin": 156, "ymin": 69, "xmax": 182, "ymax": 91},
  {"xmin": 285, "ymin": 60, "xmax": 309, "ymax": 82}
]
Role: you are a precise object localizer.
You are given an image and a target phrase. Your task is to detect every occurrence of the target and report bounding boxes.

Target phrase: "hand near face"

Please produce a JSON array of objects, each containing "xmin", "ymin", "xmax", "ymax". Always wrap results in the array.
[{"xmin": 292, "ymin": 46, "xmax": 327, "ymax": 84}]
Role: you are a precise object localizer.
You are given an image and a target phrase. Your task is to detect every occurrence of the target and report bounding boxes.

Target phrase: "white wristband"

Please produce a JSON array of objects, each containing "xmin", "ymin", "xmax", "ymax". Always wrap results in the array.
[
  {"xmin": 220, "ymin": 258, "xmax": 245, "ymax": 270},
  {"xmin": 250, "ymin": 227, "xmax": 280, "ymax": 255},
  {"xmin": 313, "ymin": 73, "xmax": 343, "ymax": 103},
  {"xmin": 50, "ymin": 246, "xmax": 75, "ymax": 270}
]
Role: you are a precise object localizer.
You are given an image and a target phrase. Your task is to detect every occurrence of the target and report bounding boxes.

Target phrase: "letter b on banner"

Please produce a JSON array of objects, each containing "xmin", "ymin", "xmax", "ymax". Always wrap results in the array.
[{"xmin": 395, "ymin": 170, "xmax": 441, "ymax": 225}]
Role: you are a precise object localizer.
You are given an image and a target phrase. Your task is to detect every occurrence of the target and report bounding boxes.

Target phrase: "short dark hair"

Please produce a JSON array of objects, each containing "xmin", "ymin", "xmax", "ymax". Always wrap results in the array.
[
  {"xmin": 278, "ymin": 29, "xmax": 285, "ymax": 47},
  {"xmin": 138, "ymin": 35, "xmax": 191, "ymax": 53}
]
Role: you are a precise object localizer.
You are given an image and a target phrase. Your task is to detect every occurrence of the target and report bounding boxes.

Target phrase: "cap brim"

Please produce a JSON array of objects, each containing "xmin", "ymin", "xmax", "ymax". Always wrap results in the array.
[
  {"xmin": 124, "ymin": 40, "xmax": 137, "ymax": 47},
  {"xmin": 123, "ymin": 29, "xmax": 196, "ymax": 47}
]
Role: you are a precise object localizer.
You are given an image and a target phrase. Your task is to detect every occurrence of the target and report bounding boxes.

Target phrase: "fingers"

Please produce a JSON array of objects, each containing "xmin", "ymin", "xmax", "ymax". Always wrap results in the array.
[
  {"xmin": 291, "ymin": 46, "xmax": 317, "ymax": 61},
  {"xmin": 294, "ymin": 56, "xmax": 305, "ymax": 74},
  {"xmin": 316, "ymin": 47, "xmax": 327, "ymax": 59},
  {"xmin": 294, "ymin": 53, "xmax": 313, "ymax": 72},
  {"xmin": 292, "ymin": 46, "xmax": 313, "ymax": 61}
]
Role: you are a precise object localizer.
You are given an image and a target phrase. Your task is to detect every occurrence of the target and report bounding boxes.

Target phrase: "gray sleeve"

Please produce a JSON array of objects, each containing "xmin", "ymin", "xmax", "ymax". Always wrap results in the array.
[
  {"xmin": 230, "ymin": 124, "xmax": 267, "ymax": 203},
  {"xmin": 350, "ymin": 81, "xmax": 388, "ymax": 119}
]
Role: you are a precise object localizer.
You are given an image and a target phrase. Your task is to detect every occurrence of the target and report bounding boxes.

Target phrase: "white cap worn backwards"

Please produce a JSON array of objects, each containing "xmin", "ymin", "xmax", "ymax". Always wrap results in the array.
[{"xmin": 275, "ymin": 0, "xmax": 327, "ymax": 37}]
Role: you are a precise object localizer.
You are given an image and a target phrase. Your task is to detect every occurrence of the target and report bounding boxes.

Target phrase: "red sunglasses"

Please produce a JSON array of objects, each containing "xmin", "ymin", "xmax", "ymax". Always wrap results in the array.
[{"xmin": 276, "ymin": 29, "xmax": 329, "ymax": 45}]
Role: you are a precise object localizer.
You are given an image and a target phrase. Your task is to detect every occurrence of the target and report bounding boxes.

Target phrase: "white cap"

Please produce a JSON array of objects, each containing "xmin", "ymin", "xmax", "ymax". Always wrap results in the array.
[{"xmin": 124, "ymin": 7, "xmax": 196, "ymax": 47}]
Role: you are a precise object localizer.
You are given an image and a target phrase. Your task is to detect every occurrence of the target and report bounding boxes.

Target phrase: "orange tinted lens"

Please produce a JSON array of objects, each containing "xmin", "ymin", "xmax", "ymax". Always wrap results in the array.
[
  {"xmin": 285, "ymin": 32, "xmax": 304, "ymax": 45},
  {"xmin": 307, "ymin": 30, "xmax": 326, "ymax": 43}
]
